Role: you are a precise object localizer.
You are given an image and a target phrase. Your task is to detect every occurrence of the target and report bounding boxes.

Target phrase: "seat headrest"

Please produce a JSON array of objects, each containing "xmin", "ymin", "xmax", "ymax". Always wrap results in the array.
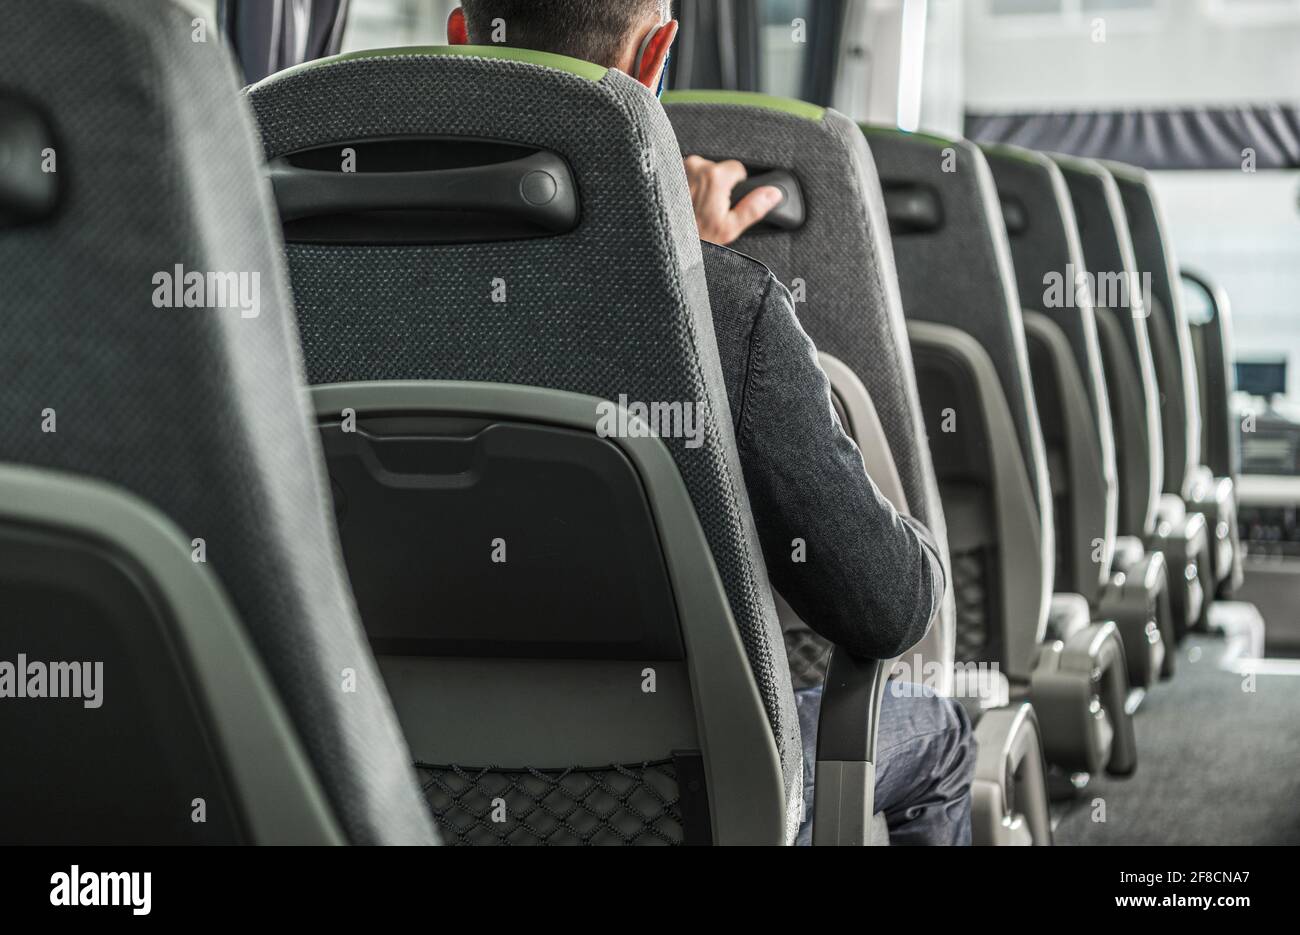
[
  {"xmin": 1049, "ymin": 155, "xmax": 1145, "ymax": 316},
  {"xmin": 1, "ymin": 0, "xmax": 306, "ymax": 541},
  {"xmin": 866, "ymin": 127, "xmax": 1047, "ymax": 515},
  {"xmin": 0, "ymin": 0, "xmax": 436, "ymax": 844},
  {"xmin": 981, "ymin": 143, "xmax": 1113, "ymax": 437},
  {"xmin": 1052, "ymin": 153, "xmax": 1164, "ymax": 535},
  {"xmin": 1105, "ymin": 160, "xmax": 1203, "ymax": 493},
  {"xmin": 663, "ymin": 92, "xmax": 947, "ymax": 542}
]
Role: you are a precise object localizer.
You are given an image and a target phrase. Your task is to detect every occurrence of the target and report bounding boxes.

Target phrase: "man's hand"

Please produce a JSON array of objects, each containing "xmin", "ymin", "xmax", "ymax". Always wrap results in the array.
[{"xmin": 683, "ymin": 155, "xmax": 783, "ymax": 246}]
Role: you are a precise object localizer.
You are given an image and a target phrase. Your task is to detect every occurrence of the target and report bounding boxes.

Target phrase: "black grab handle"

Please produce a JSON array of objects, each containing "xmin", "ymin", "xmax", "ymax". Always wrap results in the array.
[
  {"xmin": 730, "ymin": 169, "xmax": 805, "ymax": 230},
  {"xmin": 881, "ymin": 183, "xmax": 942, "ymax": 234},
  {"xmin": 0, "ymin": 97, "xmax": 59, "ymax": 227},
  {"xmin": 266, "ymin": 149, "xmax": 579, "ymax": 233}
]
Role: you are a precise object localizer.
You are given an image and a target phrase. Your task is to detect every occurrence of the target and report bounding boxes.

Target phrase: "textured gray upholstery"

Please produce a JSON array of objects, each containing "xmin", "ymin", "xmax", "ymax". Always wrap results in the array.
[
  {"xmin": 1106, "ymin": 162, "xmax": 1203, "ymax": 500},
  {"xmin": 982, "ymin": 145, "xmax": 1114, "ymax": 450},
  {"xmin": 865, "ymin": 128, "xmax": 1049, "ymax": 516},
  {"xmin": 1112, "ymin": 167, "xmax": 1247, "ymax": 603},
  {"xmin": 1185, "ymin": 272, "xmax": 1239, "ymax": 480},
  {"xmin": 0, "ymin": 0, "xmax": 436, "ymax": 844},
  {"xmin": 1189, "ymin": 365, "xmax": 1242, "ymax": 590},
  {"xmin": 982, "ymin": 143, "xmax": 1118, "ymax": 601},
  {"xmin": 663, "ymin": 98, "xmax": 956, "ymax": 674},
  {"xmin": 245, "ymin": 49, "xmax": 802, "ymax": 805},
  {"xmin": 1052, "ymin": 154, "xmax": 1163, "ymax": 540}
]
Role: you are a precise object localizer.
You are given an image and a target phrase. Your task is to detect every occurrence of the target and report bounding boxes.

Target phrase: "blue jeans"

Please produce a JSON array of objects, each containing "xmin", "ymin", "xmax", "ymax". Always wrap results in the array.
[{"xmin": 795, "ymin": 684, "xmax": 976, "ymax": 845}]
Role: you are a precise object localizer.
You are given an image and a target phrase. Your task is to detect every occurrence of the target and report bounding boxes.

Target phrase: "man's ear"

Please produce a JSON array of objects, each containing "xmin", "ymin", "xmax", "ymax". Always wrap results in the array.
[
  {"xmin": 634, "ymin": 20, "xmax": 678, "ymax": 90},
  {"xmin": 447, "ymin": 7, "xmax": 469, "ymax": 45}
]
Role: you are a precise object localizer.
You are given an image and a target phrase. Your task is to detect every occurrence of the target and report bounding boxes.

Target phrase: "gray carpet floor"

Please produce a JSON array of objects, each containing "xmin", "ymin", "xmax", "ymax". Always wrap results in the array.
[{"xmin": 1053, "ymin": 636, "xmax": 1300, "ymax": 845}]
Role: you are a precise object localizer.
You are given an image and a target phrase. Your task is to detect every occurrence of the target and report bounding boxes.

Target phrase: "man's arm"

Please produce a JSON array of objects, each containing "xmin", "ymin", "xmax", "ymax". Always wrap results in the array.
[{"xmin": 736, "ymin": 275, "xmax": 946, "ymax": 659}]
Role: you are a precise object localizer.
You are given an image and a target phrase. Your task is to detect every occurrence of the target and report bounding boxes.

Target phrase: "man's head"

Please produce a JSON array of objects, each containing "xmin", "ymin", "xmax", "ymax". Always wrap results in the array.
[{"xmin": 449, "ymin": 1, "xmax": 677, "ymax": 91}]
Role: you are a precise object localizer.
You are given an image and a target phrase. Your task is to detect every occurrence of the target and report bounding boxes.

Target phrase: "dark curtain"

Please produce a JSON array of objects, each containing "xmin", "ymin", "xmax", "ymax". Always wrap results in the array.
[
  {"xmin": 219, "ymin": 0, "xmax": 351, "ymax": 86},
  {"xmin": 800, "ymin": 0, "xmax": 847, "ymax": 107},
  {"xmin": 966, "ymin": 104, "xmax": 1300, "ymax": 171},
  {"xmin": 671, "ymin": 0, "xmax": 757, "ymax": 92}
]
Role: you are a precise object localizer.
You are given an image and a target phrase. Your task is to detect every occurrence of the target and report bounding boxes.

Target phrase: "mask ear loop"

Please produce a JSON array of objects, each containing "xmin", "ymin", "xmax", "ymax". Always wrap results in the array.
[{"xmin": 633, "ymin": 21, "xmax": 671, "ymax": 97}]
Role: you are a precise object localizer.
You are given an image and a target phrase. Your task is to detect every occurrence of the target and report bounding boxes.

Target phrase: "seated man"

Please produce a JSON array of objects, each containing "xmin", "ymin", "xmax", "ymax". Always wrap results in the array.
[{"xmin": 450, "ymin": 0, "xmax": 975, "ymax": 845}]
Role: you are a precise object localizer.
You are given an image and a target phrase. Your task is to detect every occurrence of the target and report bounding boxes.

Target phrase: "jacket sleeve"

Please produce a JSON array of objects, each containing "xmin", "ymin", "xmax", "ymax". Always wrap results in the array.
[{"xmin": 735, "ymin": 275, "xmax": 946, "ymax": 659}]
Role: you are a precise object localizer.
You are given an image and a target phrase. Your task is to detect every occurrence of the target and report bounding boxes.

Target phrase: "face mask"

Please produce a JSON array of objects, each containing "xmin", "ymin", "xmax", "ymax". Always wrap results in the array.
[{"xmin": 634, "ymin": 25, "xmax": 671, "ymax": 98}]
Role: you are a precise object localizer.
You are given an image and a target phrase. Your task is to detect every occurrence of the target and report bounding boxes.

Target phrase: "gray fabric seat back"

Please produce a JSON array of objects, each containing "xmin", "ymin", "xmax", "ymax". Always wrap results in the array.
[
  {"xmin": 865, "ymin": 127, "xmax": 1053, "ymax": 680},
  {"xmin": 1052, "ymin": 155, "xmax": 1164, "ymax": 541},
  {"xmin": 0, "ymin": 0, "xmax": 435, "ymax": 844},
  {"xmin": 1106, "ymin": 161, "xmax": 1204, "ymax": 500},
  {"xmin": 663, "ymin": 93, "xmax": 956, "ymax": 684},
  {"xmin": 1183, "ymin": 270, "xmax": 1239, "ymax": 479},
  {"xmin": 982, "ymin": 143, "xmax": 1119, "ymax": 604},
  {"xmin": 245, "ymin": 48, "xmax": 801, "ymax": 825}
]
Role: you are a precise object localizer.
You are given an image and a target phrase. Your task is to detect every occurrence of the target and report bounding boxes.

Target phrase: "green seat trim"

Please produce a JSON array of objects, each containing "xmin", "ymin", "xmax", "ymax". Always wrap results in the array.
[
  {"xmin": 662, "ymin": 90, "xmax": 825, "ymax": 122},
  {"xmin": 979, "ymin": 140, "xmax": 1050, "ymax": 166},
  {"xmin": 859, "ymin": 122, "xmax": 955, "ymax": 149},
  {"xmin": 250, "ymin": 44, "xmax": 607, "ymax": 90}
]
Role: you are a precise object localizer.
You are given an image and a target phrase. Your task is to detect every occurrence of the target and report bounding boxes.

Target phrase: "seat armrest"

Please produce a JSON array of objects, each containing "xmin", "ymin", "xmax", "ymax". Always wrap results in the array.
[
  {"xmin": 1187, "ymin": 471, "xmax": 1240, "ymax": 591},
  {"xmin": 1112, "ymin": 547, "xmax": 1168, "ymax": 595},
  {"xmin": 1111, "ymin": 535, "xmax": 1146, "ymax": 575},
  {"xmin": 1101, "ymin": 549, "xmax": 1172, "ymax": 685},
  {"xmin": 1189, "ymin": 464, "xmax": 1215, "ymax": 495},
  {"xmin": 971, "ymin": 703, "xmax": 1052, "ymax": 845},
  {"xmin": 1155, "ymin": 493, "xmax": 1187, "ymax": 528},
  {"xmin": 1148, "ymin": 507, "xmax": 1209, "ymax": 634},
  {"xmin": 1029, "ymin": 621, "xmax": 1137, "ymax": 776},
  {"xmin": 1046, "ymin": 592, "xmax": 1092, "ymax": 642},
  {"xmin": 812, "ymin": 650, "xmax": 889, "ymax": 846}
]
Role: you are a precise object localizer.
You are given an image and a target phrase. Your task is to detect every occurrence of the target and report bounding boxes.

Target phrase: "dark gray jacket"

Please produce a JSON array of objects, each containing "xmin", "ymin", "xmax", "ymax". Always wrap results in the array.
[{"xmin": 702, "ymin": 242, "xmax": 945, "ymax": 660}]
